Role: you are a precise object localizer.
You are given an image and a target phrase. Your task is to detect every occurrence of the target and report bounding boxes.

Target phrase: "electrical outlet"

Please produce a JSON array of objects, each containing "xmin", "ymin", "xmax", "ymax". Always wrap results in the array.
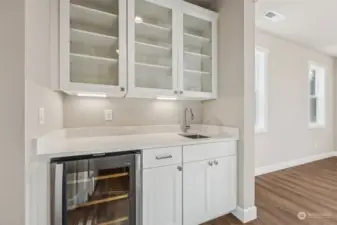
[
  {"xmin": 104, "ymin": 109, "xmax": 113, "ymax": 121},
  {"xmin": 39, "ymin": 108, "xmax": 45, "ymax": 125}
]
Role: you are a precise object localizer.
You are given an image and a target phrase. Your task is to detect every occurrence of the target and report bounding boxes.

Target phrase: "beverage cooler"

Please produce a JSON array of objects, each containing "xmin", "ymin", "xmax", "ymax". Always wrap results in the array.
[{"xmin": 50, "ymin": 151, "xmax": 141, "ymax": 225}]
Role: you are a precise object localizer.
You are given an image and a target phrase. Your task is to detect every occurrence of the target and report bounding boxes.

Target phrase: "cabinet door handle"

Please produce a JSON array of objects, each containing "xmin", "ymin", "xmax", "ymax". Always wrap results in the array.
[
  {"xmin": 155, "ymin": 155, "xmax": 172, "ymax": 160},
  {"xmin": 177, "ymin": 166, "xmax": 182, "ymax": 171},
  {"xmin": 214, "ymin": 160, "xmax": 218, "ymax": 165},
  {"xmin": 208, "ymin": 161, "xmax": 213, "ymax": 166}
]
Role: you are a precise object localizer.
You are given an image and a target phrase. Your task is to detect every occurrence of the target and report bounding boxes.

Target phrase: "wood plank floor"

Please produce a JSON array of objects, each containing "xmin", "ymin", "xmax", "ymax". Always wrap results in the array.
[{"xmin": 203, "ymin": 157, "xmax": 337, "ymax": 225}]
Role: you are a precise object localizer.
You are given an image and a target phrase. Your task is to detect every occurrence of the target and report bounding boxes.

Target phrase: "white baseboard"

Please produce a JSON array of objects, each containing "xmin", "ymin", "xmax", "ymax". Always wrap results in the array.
[
  {"xmin": 255, "ymin": 151, "xmax": 336, "ymax": 176},
  {"xmin": 232, "ymin": 206, "xmax": 257, "ymax": 223}
]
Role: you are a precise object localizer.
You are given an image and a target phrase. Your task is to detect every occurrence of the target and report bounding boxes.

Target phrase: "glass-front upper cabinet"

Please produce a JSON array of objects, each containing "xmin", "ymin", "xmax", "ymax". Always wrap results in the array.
[
  {"xmin": 59, "ymin": 0, "xmax": 127, "ymax": 97},
  {"xmin": 127, "ymin": 0, "xmax": 178, "ymax": 98},
  {"xmin": 179, "ymin": 1, "xmax": 218, "ymax": 99}
]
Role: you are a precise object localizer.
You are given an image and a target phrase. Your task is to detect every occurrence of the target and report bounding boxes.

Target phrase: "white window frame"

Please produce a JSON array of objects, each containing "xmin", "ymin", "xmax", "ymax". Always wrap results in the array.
[
  {"xmin": 308, "ymin": 61, "xmax": 326, "ymax": 129},
  {"xmin": 255, "ymin": 47, "xmax": 268, "ymax": 133}
]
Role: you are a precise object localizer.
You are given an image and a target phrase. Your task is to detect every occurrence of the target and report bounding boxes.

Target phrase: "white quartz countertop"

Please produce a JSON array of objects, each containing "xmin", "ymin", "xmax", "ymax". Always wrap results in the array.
[{"xmin": 33, "ymin": 125, "xmax": 239, "ymax": 158}]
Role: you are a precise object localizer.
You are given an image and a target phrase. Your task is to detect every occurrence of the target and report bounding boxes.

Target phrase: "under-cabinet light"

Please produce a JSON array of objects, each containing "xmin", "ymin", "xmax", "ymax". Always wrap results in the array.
[
  {"xmin": 135, "ymin": 16, "xmax": 143, "ymax": 24},
  {"xmin": 156, "ymin": 96, "xmax": 177, "ymax": 101},
  {"xmin": 76, "ymin": 93, "xmax": 108, "ymax": 98}
]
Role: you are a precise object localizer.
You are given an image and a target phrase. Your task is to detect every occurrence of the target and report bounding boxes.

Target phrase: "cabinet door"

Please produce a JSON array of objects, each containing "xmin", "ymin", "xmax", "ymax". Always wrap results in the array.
[
  {"xmin": 178, "ymin": 2, "xmax": 218, "ymax": 100},
  {"xmin": 209, "ymin": 156, "xmax": 237, "ymax": 219},
  {"xmin": 127, "ymin": 0, "xmax": 179, "ymax": 98},
  {"xmin": 59, "ymin": 0, "xmax": 127, "ymax": 97},
  {"xmin": 143, "ymin": 165, "xmax": 182, "ymax": 225},
  {"xmin": 183, "ymin": 160, "xmax": 212, "ymax": 225}
]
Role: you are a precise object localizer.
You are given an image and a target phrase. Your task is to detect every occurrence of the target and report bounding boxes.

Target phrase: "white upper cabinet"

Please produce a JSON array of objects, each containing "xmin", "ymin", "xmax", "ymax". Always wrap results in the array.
[
  {"xmin": 127, "ymin": 0, "xmax": 178, "ymax": 98},
  {"xmin": 58, "ymin": 0, "xmax": 128, "ymax": 97},
  {"xmin": 55, "ymin": 0, "xmax": 218, "ymax": 100},
  {"xmin": 178, "ymin": 1, "xmax": 218, "ymax": 99}
]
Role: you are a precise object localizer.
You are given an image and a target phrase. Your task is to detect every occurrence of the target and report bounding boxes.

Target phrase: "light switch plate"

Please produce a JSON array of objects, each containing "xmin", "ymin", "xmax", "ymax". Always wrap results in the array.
[
  {"xmin": 104, "ymin": 109, "xmax": 113, "ymax": 121},
  {"xmin": 39, "ymin": 108, "xmax": 45, "ymax": 125}
]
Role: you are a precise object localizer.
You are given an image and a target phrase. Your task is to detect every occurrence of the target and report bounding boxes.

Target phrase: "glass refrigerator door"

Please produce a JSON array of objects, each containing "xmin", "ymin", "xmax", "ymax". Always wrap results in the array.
[{"xmin": 64, "ymin": 155, "xmax": 135, "ymax": 225}]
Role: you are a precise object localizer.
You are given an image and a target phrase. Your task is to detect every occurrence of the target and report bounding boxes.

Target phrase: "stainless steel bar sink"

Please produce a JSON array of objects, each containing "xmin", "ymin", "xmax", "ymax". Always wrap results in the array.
[{"xmin": 179, "ymin": 134, "xmax": 210, "ymax": 139}]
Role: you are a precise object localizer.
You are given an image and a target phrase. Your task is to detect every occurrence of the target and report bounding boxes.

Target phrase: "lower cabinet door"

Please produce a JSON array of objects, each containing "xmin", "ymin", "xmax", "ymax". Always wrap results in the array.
[
  {"xmin": 209, "ymin": 156, "xmax": 237, "ymax": 219},
  {"xmin": 183, "ymin": 160, "xmax": 211, "ymax": 225},
  {"xmin": 143, "ymin": 164, "xmax": 182, "ymax": 225}
]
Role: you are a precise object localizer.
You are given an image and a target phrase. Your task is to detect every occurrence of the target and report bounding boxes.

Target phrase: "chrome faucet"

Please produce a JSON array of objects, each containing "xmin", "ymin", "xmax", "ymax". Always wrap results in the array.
[{"xmin": 183, "ymin": 108, "xmax": 194, "ymax": 133}]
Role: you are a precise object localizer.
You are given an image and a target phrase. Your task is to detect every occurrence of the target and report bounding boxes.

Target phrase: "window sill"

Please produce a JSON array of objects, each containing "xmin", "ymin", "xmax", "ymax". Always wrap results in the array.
[{"xmin": 308, "ymin": 123, "xmax": 325, "ymax": 129}]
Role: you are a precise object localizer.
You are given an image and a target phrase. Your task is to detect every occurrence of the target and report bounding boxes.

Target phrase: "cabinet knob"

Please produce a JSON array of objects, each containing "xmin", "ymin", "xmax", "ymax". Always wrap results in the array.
[
  {"xmin": 177, "ymin": 166, "xmax": 182, "ymax": 171},
  {"xmin": 208, "ymin": 161, "xmax": 213, "ymax": 166},
  {"xmin": 174, "ymin": 90, "xmax": 178, "ymax": 94},
  {"xmin": 179, "ymin": 90, "xmax": 183, "ymax": 94},
  {"xmin": 120, "ymin": 87, "xmax": 125, "ymax": 92},
  {"xmin": 214, "ymin": 160, "xmax": 218, "ymax": 165}
]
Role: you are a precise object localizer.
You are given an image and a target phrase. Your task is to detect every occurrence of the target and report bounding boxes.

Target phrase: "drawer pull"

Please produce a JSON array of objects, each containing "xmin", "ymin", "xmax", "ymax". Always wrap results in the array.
[{"xmin": 156, "ymin": 155, "xmax": 173, "ymax": 160}]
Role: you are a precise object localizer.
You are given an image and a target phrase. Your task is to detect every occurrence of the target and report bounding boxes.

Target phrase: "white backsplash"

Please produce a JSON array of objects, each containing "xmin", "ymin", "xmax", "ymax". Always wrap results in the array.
[{"xmin": 63, "ymin": 96, "xmax": 203, "ymax": 128}]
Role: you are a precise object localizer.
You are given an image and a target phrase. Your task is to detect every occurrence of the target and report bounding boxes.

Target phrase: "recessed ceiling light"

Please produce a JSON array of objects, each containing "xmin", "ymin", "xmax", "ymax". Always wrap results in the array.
[
  {"xmin": 135, "ymin": 16, "xmax": 143, "ymax": 24},
  {"xmin": 264, "ymin": 11, "xmax": 285, "ymax": 22}
]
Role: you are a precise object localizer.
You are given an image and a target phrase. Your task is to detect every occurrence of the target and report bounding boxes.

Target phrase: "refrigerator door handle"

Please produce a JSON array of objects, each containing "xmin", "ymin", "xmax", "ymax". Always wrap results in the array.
[
  {"xmin": 135, "ymin": 153, "xmax": 142, "ymax": 225},
  {"xmin": 51, "ymin": 163, "xmax": 64, "ymax": 225}
]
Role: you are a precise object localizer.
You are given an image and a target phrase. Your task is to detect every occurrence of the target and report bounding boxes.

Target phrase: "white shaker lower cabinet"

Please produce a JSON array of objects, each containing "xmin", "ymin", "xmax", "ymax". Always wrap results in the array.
[
  {"xmin": 183, "ymin": 160, "xmax": 211, "ymax": 225},
  {"xmin": 209, "ymin": 156, "xmax": 237, "ymax": 219},
  {"xmin": 143, "ymin": 165, "xmax": 183, "ymax": 225},
  {"xmin": 142, "ymin": 142, "xmax": 237, "ymax": 225},
  {"xmin": 183, "ymin": 156, "xmax": 237, "ymax": 225}
]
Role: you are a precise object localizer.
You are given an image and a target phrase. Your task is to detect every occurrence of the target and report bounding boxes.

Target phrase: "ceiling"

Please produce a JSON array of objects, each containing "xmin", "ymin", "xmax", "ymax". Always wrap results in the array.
[{"xmin": 255, "ymin": 0, "xmax": 337, "ymax": 57}]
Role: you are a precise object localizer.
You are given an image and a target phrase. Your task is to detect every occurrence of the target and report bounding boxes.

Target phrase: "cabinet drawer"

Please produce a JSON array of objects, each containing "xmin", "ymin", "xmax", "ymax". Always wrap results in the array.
[
  {"xmin": 143, "ymin": 146, "xmax": 182, "ymax": 169},
  {"xmin": 183, "ymin": 141, "xmax": 236, "ymax": 163}
]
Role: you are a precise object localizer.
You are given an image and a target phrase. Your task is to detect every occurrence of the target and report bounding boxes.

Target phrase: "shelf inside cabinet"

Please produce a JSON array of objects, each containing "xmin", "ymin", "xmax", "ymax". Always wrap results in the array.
[
  {"xmin": 136, "ymin": 21, "xmax": 171, "ymax": 40},
  {"xmin": 136, "ymin": 62, "xmax": 171, "ymax": 70},
  {"xmin": 70, "ymin": 3, "xmax": 118, "ymax": 28},
  {"xmin": 71, "ymin": 28, "xmax": 118, "ymax": 46},
  {"xmin": 96, "ymin": 216, "xmax": 129, "ymax": 225},
  {"xmin": 71, "ymin": 53, "xmax": 118, "ymax": 64},
  {"xmin": 185, "ymin": 69, "xmax": 211, "ymax": 75},
  {"xmin": 137, "ymin": 21, "xmax": 171, "ymax": 32},
  {"xmin": 136, "ymin": 41, "xmax": 171, "ymax": 56},
  {"xmin": 184, "ymin": 51, "xmax": 211, "ymax": 59},
  {"xmin": 69, "ymin": 194, "xmax": 129, "ymax": 210},
  {"xmin": 184, "ymin": 32, "xmax": 210, "ymax": 44}
]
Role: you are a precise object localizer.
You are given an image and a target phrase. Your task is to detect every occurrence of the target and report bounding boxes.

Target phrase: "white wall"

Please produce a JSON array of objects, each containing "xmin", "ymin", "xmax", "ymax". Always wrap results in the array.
[
  {"xmin": 203, "ymin": 0, "xmax": 256, "ymax": 212},
  {"xmin": 255, "ymin": 30, "xmax": 335, "ymax": 168},
  {"xmin": 25, "ymin": 0, "xmax": 64, "ymax": 224},
  {"xmin": 0, "ymin": 0, "xmax": 25, "ymax": 224},
  {"xmin": 64, "ymin": 96, "xmax": 203, "ymax": 128}
]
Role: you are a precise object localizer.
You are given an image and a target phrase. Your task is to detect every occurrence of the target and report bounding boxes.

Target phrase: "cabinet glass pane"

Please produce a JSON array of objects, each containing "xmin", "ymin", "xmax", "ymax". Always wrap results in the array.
[
  {"xmin": 183, "ymin": 14, "xmax": 212, "ymax": 93},
  {"xmin": 69, "ymin": 0, "xmax": 119, "ymax": 86},
  {"xmin": 134, "ymin": 1, "xmax": 173, "ymax": 89},
  {"xmin": 65, "ymin": 160, "xmax": 130, "ymax": 225}
]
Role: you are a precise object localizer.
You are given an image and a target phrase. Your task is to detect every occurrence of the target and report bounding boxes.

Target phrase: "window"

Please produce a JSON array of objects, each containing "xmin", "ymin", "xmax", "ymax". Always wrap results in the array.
[
  {"xmin": 255, "ymin": 47, "xmax": 268, "ymax": 133},
  {"xmin": 308, "ymin": 62, "xmax": 325, "ymax": 128}
]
